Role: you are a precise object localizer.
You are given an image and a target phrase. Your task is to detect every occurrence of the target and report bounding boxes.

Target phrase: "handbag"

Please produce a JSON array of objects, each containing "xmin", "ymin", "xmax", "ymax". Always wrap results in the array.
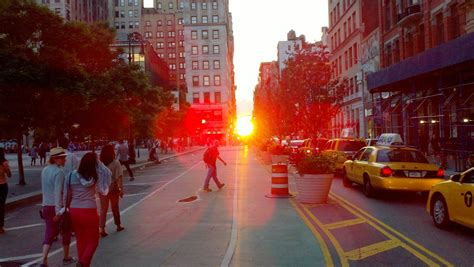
[{"xmin": 60, "ymin": 173, "xmax": 73, "ymax": 233}]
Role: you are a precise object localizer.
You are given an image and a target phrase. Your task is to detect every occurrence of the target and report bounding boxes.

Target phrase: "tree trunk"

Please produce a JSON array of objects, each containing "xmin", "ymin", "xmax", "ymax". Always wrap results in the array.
[{"xmin": 16, "ymin": 133, "xmax": 26, "ymax": 185}]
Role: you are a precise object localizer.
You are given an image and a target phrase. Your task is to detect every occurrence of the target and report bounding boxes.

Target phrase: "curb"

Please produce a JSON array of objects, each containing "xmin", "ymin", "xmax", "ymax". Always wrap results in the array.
[{"xmin": 5, "ymin": 147, "xmax": 205, "ymax": 212}]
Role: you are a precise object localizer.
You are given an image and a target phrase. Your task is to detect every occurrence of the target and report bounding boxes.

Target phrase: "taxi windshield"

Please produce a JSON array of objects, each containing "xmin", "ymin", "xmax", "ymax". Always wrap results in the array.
[
  {"xmin": 339, "ymin": 141, "xmax": 366, "ymax": 152},
  {"xmin": 376, "ymin": 149, "xmax": 429, "ymax": 163}
]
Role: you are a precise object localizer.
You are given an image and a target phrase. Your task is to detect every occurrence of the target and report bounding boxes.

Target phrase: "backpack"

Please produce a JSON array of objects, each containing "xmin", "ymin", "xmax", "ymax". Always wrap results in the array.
[{"xmin": 203, "ymin": 148, "xmax": 212, "ymax": 164}]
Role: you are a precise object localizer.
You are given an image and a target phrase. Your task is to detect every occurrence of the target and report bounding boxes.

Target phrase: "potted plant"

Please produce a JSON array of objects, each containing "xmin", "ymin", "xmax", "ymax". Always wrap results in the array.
[
  {"xmin": 269, "ymin": 143, "xmax": 289, "ymax": 164},
  {"xmin": 295, "ymin": 154, "xmax": 335, "ymax": 204}
]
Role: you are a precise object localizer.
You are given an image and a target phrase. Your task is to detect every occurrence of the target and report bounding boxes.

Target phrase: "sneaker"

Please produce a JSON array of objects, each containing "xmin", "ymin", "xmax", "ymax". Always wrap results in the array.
[
  {"xmin": 63, "ymin": 257, "xmax": 77, "ymax": 265},
  {"xmin": 218, "ymin": 183, "xmax": 226, "ymax": 190},
  {"xmin": 203, "ymin": 188, "xmax": 212, "ymax": 192},
  {"xmin": 100, "ymin": 231, "xmax": 108, "ymax": 238},
  {"xmin": 129, "ymin": 177, "xmax": 135, "ymax": 181},
  {"xmin": 116, "ymin": 226, "xmax": 125, "ymax": 232}
]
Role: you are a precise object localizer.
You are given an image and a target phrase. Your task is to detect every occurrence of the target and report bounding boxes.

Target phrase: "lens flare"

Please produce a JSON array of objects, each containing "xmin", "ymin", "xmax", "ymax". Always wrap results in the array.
[{"xmin": 236, "ymin": 116, "xmax": 254, "ymax": 137}]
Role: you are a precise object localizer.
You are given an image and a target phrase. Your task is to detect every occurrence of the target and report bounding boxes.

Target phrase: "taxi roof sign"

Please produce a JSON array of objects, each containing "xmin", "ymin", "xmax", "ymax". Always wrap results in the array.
[{"xmin": 376, "ymin": 133, "xmax": 404, "ymax": 146}]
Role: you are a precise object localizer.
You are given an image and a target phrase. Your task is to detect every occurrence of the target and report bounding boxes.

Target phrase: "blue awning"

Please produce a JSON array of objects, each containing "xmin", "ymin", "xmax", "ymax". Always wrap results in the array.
[{"xmin": 368, "ymin": 32, "xmax": 474, "ymax": 93}]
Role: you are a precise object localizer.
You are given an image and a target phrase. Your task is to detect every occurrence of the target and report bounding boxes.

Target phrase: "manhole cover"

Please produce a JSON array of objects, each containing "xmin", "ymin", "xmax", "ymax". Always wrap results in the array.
[{"xmin": 178, "ymin": 196, "xmax": 198, "ymax": 203}]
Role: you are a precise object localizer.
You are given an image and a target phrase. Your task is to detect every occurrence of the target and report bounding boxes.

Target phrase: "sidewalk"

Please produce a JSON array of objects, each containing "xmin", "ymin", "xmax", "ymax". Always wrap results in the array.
[{"xmin": 5, "ymin": 147, "xmax": 204, "ymax": 211}]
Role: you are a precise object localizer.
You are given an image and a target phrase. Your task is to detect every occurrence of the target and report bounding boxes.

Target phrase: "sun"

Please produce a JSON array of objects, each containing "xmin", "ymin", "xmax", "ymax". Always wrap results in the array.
[{"xmin": 236, "ymin": 116, "xmax": 254, "ymax": 137}]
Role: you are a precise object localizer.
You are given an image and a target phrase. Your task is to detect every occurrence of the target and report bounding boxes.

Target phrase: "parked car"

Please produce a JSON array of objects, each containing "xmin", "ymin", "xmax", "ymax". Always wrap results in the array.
[
  {"xmin": 427, "ymin": 167, "xmax": 473, "ymax": 229},
  {"xmin": 289, "ymin": 139, "xmax": 307, "ymax": 164},
  {"xmin": 297, "ymin": 138, "xmax": 330, "ymax": 161},
  {"xmin": 323, "ymin": 138, "xmax": 366, "ymax": 173}
]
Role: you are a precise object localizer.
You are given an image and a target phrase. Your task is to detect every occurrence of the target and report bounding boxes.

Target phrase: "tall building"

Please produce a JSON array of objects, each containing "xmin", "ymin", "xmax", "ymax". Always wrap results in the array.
[
  {"xmin": 110, "ymin": 0, "xmax": 142, "ymax": 41},
  {"xmin": 367, "ymin": 0, "xmax": 474, "ymax": 165},
  {"xmin": 328, "ymin": 0, "xmax": 367, "ymax": 138},
  {"xmin": 277, "ymin": 30, "xmax": 304, "ymax": 75},
  {"xmin": 37, "ymin": 0, "xmax": 109, "ymax": 22},
  {"xmin": 184, "ymin": 0, "xmax": 236, "ymax": 141}
]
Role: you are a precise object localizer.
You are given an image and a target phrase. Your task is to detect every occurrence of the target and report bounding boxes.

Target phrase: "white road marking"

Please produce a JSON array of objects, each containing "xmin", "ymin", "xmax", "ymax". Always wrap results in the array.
[
  {"xmin": 5, "ymin": 223, "xmax": 44, "ymax": 231},
  {"xmin": 221, "ymin": 152, "xmax": 239, "ymax": 267},
  {"xmin": 23, "ymin": 161, "xmax": 202, "ymax": 267},
  {"xmin": 123, "ymin": 192, "xmax": 149, "ymax": 198},
  {"xmin": 0, "ymin": 253, "xmax": 43, "ymax": 262},
  {"xmin": 124, "ymin": 181, "xmax": 169, "ymax": 186}
]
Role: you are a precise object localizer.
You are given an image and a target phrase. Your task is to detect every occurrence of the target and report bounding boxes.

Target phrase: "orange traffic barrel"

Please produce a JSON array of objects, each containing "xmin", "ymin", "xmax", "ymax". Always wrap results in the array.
[{"xmin": 266, "ymin": 164, "xmax": 293, "ymax": 198}]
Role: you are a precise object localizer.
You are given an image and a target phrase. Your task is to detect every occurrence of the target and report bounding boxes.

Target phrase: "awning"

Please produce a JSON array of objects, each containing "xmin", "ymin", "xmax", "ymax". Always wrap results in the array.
[{"xmin": 368, "ymin": 32, "xmax": 474, "ymax": 93}]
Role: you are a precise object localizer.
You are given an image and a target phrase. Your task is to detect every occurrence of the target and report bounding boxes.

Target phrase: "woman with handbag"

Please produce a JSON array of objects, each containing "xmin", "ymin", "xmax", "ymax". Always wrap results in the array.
[
  {"xmin": 99, "ymin": 144, "xmax": 125, "ymax": 237},
  {"xmin": 40, "ymin": 147, "xmax": 75, "ymax": 267},
  {"xmin": 64, "ymin": 152, "xmax": 110, "ymax": 267},
  {"xmin": 0, "ymin": 148, "xmax": 11, "ymax": 234}
]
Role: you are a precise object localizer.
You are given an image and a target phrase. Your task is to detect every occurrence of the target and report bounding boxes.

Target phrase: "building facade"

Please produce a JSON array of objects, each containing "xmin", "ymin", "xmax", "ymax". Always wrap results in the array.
[
  {"xmin": 277, "ymin": 30, "xmax": 304, "ymax": 75},
  {"xmin": 368, "ymin": 0, "xmax": 474, "ymax": 170},
  {"xmin": 37, "ymin": 0, "xmax": 109, "ymax": 23},
  {"xmin": 110, "ymin": 0, "xmax": 142, "ymax": 41}
]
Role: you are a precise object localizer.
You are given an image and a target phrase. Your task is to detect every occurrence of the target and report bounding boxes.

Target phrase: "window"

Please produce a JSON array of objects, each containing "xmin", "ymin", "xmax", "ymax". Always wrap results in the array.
[
  {"xmin": 192, "ymin": 46, "xmax": 198, "ymax": 55},
  {"xmin": 348, "ymin": 17, "xmax": 352, "ymax": 33},
  {"xmin": 178, "ymin": 30, "xmax": 184, "ymax": 36},
  {"xmin": 191, "ymin": 16, "xmax": 197, "ymax": 24},
  {"xmin": 169, "ymin": 64, "xmax": 176, "ymax": 70},
  {"xmin": 360, "ymin": 148, "xmax": 373, "ymax": 162},
  {"xmin": 179, "ymin": 2, "xmax": 184, "ymax": 9},
  {"xmin": 156, "ymin": 31, "xmax": 164, "ymax": 38},
  {"xmin": 156, "ymin": 42, "xmax": 164, "ymax": 49},
  {"xmin": 120, "ymin": 0, "xmax": 125, "ymax": 6},
  {"xmin": 212, "ymin": 15, "xmax": 219, "ymax": 23},
  {"xmin": 202, "ymin": 30, "xmax": 209, "ymax": 39},
  {"xmin": 157, "ymin": 20, "xmax": 162, "ymax": 26},
  {"xmin": 157, "ymin": 2, "xmax": 162, "ymax": 9},
  {"xmin": 212, "ymin": 30, "xmax": 219, "ymax": 39},
  {"xmin": 191, "ymin": 2, "xmax": 197, "ymax": 10},
  {"xmin": 191, "ymin": 30, "xmax": 198, "ymax": 40},
  {"xmin": 128, "ymin": 10, "xmax": 133, "ymax": 17},
  {"xmin": 115, "ymin": 11, "xmax": 119, "ymax": 18},
  {"xmin": 134, "ymin": 0, "xmax": 138, "ymax": 6},
  {"xmin": 168, "ymin": 53, "xmax": 176, "ymax": 59},
  {"xmin": 376, "ymin": 150, "xmax": 429, "ymax": 163},
  {"xmin": 215, "ymin": 92, "xmax": 221, "ymax": 103},
  {"xmin": 204, "ymin": 92, "xmax": 211, "ymax": 103},
  {"xmin": 179, "ymin": 52, "xmax": 185, "ymax": 58},
  {"xmin": 203, "ymin": 76, "xmax": 210, "ymax": 86},
  {"xmin": 349, "ymin": 47, "xmax": 353, "ymax": 67},
  {"xmin": 120, "ymin": 22, "xmax": 125, "ymax": 29},
  {"xmin": 463, "ymin": 171, "xmax": 474, "ymax": 183},
  {"xmin": 158, "ymin": 53, "xmax": 165, "ymax": 58},
  {"xmin": 146, "ymin": 20, "xmax": 151, "ymax": 27},
  {"xmin": 202, "ymin": 45, "xmax": 209, "ymax": 54},
  {"xmin": 213, "ymin": 45, "xmax": 220, "ymax": 54},
  {"xmin": 353, "ymin": 43, "xmax": 358, "ymax": 64},
  {"xmin": 120, "ymin": 10, "xmax": 125, "ymax": 17},
  {"xmin": 129, "ymin": 22, "xmax": 135, "ymax": 29},
  {"xmin": 134, "ymin": 22, "xmax": 139, "ymax": 29},
  {"xmin": 134, "ymin": 10, "xmax": 138, "ymax": 17},
  {"xmin": 192, "ymin": 61, "xmax": 199, "ymax": 70},
  {"xmin": 192, "ymin": 76, "xmax": 199, "ymax": 86},
  {"xmin": 180, "ymin": 74, "xmax": 185, "ymax": 80},
  {"xmin": 167, "ymin": 20, "xmax": 172, "ymax": 26},
  {"xmin": 178, "ymin": 18, "xmax": 184, "ymax": 25},
  {"xmin": 168, "ymin": 2, "xmax": 173, "ymax": 9},
  {"xmin": 344, "ymin": 51, "xmax": 348, "ymax": 70},
  {"xmin": 179, "ymin": 63, "xmax": 185, "ymax": 69},
  {"xmin": 193, "ymin": 92, "xmax": 200, "ymax": 103},
  {"xmin": 214, "ymin": 75, "xmax": 221, "ymax": 86},
  {"xmin": 168, "ymin": 31, "xmax": 176, "ymax": 37},
  {"xmin": 212, "ymin": 0, "xmax": 218, "ymax": 9},
  {"xmin": 213, "ymin": 60, "xmax": 220, "ymax": 69},
  {"xmin": 179, "ymin": 41, "xmax": 184, "ymax": 47},
  {"xmin": 202, "ymin": 16, "xmax": 208, "ymax": 24},
  {"xmin": 203, "ymin": 60, "xmax": 209, "ymax": 70},
  {"xmin": 202, "ymin": 2, "xmax": 207, "ymax": 9}
]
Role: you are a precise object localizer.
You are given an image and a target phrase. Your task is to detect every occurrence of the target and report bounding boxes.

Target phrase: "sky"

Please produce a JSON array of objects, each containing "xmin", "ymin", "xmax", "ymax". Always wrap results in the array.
[{"xmin": 144, "ymin": 0, "xmax": 329, "ymax": 118}]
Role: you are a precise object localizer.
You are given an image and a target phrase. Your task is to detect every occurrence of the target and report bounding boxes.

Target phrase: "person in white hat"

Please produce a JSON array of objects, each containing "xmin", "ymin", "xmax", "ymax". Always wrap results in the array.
[{"xmin": 39, "ymin": 147, "xmax": 75, "ymax": 267}]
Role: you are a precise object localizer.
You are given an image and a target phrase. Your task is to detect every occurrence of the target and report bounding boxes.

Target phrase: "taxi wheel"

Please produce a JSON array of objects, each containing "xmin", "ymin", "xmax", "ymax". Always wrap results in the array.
[
  {"xmin": 363, "ymin": 176, "xmax": 376, "ymax": 198},
  {"xmin": 342, "ymin": 169, "xmax": 352, "ymax": 188},
  {"xmin": 432, "ymin": 195, "xmax": 450, "ymax": 228}
]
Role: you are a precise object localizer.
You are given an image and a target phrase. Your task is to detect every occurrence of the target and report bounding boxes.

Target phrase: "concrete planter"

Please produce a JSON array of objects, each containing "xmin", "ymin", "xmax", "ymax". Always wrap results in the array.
[
  {"xmin": 271, "ymin": 154, "xmax": 289, "ymax": 164},
  {"xmin": 295, "ymin": 173, "xmax": 334, "ymax": 204}
]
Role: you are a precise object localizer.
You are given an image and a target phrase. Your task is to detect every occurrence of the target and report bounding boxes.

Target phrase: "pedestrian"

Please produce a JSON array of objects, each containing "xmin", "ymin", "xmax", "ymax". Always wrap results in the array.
[
  {"xmin": 117, "ymin": 140, "xmax": 135, "ymax": 181},
  {"xmin": 0, "ymin": 148, "xmax": 12, "ymax": 234},
  {"xmin": 430, "ymin": 134, "xmax": 441, "ymax": 160},
  {"xmin": 168, "ymin": 138, "xmax": 174, "ymax": 152},
  {"xmin": 64, "ymin": 152, "xmax": 110, "ymax": 267},
  {"xmin": 202, "ymin": 140, "xmax": 227, "ymax": 192},
  {"xmin": 148, "ymin": 145, "xmax": 160, "ymax": 164},
  {"xmin": 40, "ymin": 147, "xmax": 75, "ymax": 267},
  {"xmin": 39, "ymin": 143, "xmax": 47, "ymax": 166},
  {"xmin": 30, "ymin": 145, "xmax": 38, "ymax": 166},
  {"xmin": 99, "ymin": 145, "xmax": 125, "ymax": 237}
]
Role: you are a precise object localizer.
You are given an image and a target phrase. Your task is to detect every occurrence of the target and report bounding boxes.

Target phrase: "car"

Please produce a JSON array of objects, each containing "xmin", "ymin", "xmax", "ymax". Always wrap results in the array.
[
  {"xmin": 288, "ymin": 139, "xmax": 307, "ymax": 164},
  {"xmin": 323, "ymin": 138, "xmax": 367, "ymax": 173},
  {"xmin": 426, "ymin": 168, "xmax": 474, "ymax": 229},
  {"xmin": 342, "ymin": 134, "xmax": 445, "ymax": 198},
  {"xmin": 298, "ymin": 138, "xmax": 329, "ymax": 158},
  {"xmin": 366, "ymin": 138, "xmax": 378, "ymax": 146}
]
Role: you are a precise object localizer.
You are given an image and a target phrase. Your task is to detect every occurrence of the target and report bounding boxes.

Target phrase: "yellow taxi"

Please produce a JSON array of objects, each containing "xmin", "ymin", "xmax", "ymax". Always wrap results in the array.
[
  {"xmin": 426, "ymin": 168, "xmax": 474, "ymax": 229},
  {"xmin": 342, "ymin": 134, "xmax": 445, "ymax": 198},
  {"xmin": 323, "ymin": 138, "xmax": 366, "ymax": 173}
]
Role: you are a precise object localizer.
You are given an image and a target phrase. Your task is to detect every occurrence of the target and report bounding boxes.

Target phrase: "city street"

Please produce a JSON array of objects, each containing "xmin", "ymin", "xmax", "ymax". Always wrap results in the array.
[{"xmin": 0, "ymin": 147, "xmax": 472, "ymax": 266}]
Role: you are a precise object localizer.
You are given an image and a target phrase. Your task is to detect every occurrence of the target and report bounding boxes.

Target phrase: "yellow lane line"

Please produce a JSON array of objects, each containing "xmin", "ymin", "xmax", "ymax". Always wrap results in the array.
[
  {"xmin": 290, "ymin": 199, "xmax": 334, "ymax": 267},
  {"xmin": 301, "ymin": 204, "xmax": 350, "ymax": 267},
  {"xmin": 325, "ymin": 218, "xmax": 366, "ymax": 230},
  {"xmin": 330, "ymin": 192, "xmax": 453, "ymax": 267},
  {"xmin": 345, "ymin": 239, "xmax": 401, "ymax": 260}
]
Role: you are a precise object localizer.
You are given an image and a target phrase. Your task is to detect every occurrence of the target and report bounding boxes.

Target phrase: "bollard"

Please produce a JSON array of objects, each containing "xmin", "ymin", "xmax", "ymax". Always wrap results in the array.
[{"xmin": 266, "ymin": 163, "xmax": 293, "ymax": 198}]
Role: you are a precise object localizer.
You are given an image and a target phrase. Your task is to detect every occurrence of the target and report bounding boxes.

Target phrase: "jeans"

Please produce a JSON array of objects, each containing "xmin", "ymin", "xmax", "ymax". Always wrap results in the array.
[
  {"xmin": 70, "ymin": 208, "xmax": 99, "ymax": 267},
  {"xmin": 0, "ymin": 183, "xmax": 7, "ymax": 228},
  {"xmin": 204, "ymin": 164, "xmax": 221, "ymax": 188},
  {"xmin": 119, "ymin": 160, "xmax": 134, "ymax": 178},
  {"xmin": 99, "ymin": 193, "xmax": 121, "ymax": 228}
]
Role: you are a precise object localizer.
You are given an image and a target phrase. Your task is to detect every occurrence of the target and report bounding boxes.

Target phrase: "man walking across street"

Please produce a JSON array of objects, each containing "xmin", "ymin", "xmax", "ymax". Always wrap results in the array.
[
  {"xmin": 202, "ymin": 140, "xmax": 227, "ymax": 192},
  {"xmin": 118, "ymin": 140, "xmax": 135, "ymax": 181}
]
